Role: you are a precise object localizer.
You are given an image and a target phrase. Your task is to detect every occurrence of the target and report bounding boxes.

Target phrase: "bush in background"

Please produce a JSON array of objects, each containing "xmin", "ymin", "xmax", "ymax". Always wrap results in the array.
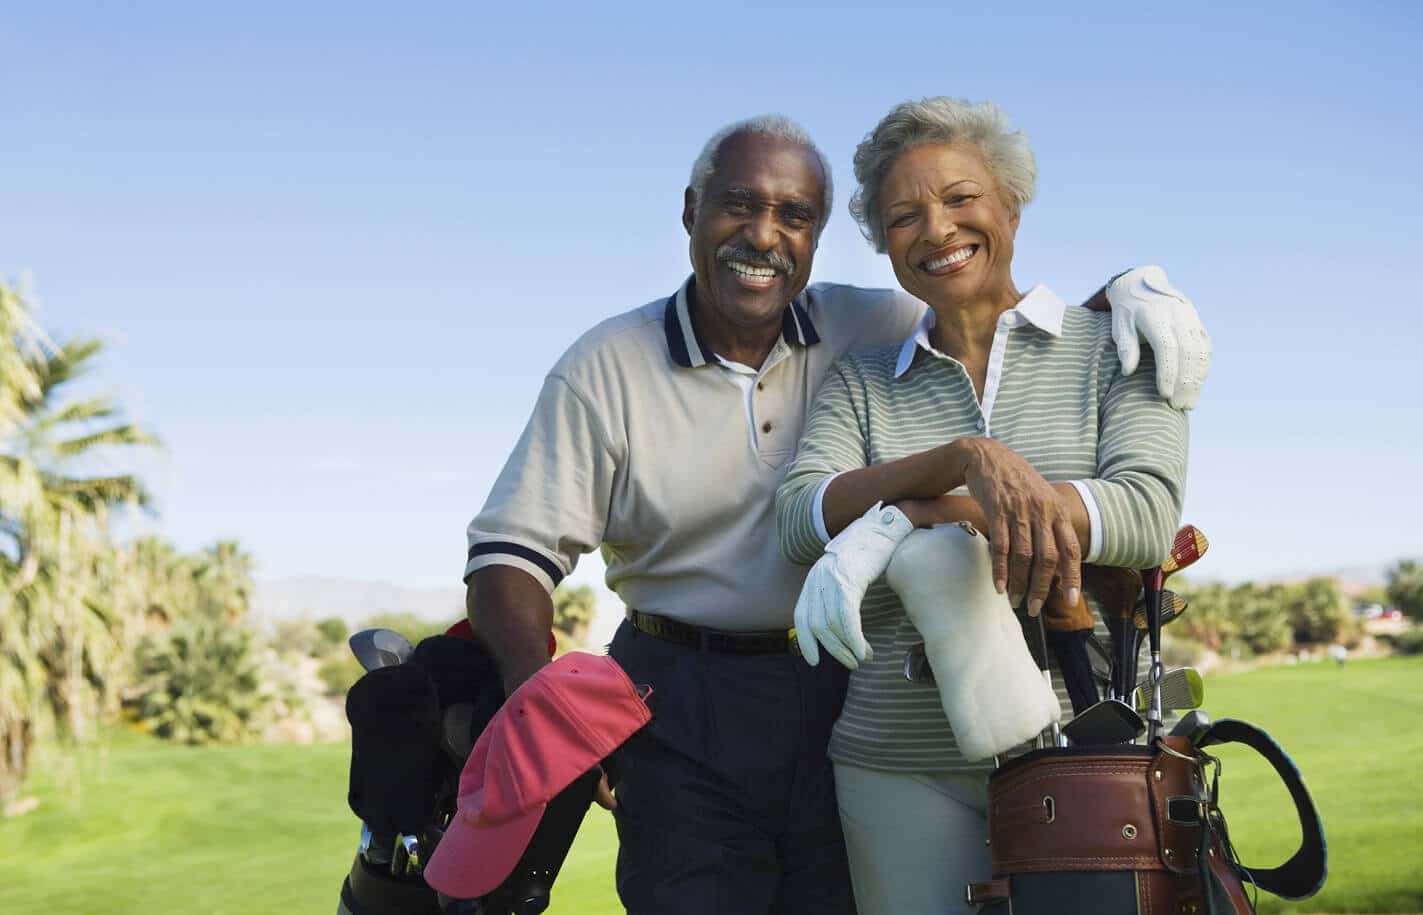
[
  {"xmin": 1383, "ymin": 627, "xmax": 1423, "ymax": 656},
  {"xmin": 130, "ymin": 621, "xmax": 276, "ymax": 745}
]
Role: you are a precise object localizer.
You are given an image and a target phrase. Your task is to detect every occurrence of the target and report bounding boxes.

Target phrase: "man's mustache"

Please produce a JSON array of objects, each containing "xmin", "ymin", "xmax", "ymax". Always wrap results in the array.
[{"xmin": 716, "ymin": 243, "xmax": 795, "ymax": 276}]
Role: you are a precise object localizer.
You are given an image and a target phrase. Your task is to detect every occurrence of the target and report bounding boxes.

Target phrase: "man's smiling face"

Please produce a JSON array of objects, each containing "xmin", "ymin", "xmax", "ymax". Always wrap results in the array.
[{"xmin": 683, "ymin": 131, "xmax": 824, "ymax": 333}]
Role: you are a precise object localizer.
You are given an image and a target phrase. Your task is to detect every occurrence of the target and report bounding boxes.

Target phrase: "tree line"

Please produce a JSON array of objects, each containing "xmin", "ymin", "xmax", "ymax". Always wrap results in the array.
[{"xmin": 1, "ymin": 282, "xmax": 270, "ymax": 808}]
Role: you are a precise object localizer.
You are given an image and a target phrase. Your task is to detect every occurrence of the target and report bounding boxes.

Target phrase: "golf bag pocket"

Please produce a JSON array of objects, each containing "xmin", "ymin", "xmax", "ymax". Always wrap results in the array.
[{"xmin": 972, "ymin": 726, "xmax": 1325, "ymax": 915}]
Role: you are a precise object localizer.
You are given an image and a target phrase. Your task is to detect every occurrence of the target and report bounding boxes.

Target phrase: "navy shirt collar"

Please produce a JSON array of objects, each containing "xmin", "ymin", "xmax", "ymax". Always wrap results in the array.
[{"xmin": 663, "ymin": 275, "xmax": 820, "ymax": 369}]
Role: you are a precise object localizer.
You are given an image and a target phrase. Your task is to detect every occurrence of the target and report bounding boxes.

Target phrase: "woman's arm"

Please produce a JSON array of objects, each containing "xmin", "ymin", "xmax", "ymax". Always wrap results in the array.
[
  {"xmin": 894, "ymin": 483, "xmax": 1089, "ymax": 547},
  {"xmin": 819, "ymin": 443, "xmax": 1084, "ymax": 614},
  {"xmin": 1075, "ymin": 345, "xmax": 1189, "ymax": 568}
]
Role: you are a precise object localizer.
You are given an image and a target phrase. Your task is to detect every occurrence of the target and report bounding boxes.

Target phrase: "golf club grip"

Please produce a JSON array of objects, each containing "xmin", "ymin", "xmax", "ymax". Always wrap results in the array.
[
  {"xmin": 1046, "ymin": 629, "xmax": 1098, "ymax": 716},
  {"xmin": 1143, "ymin": 567, "xmax": 1166, "ymax": 654}
]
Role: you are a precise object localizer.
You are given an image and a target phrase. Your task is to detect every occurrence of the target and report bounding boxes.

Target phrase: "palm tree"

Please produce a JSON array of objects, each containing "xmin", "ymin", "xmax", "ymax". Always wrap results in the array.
[
  {"xmin": 0, "ymin": 280, "xmax": 159, "ymax": 801},
  {"xmin": 194, "ymin": 540, "xmax": 256, "ymax": 623}
]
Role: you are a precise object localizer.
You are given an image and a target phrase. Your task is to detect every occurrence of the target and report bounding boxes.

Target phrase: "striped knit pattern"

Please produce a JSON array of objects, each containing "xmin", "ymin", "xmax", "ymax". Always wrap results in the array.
[{"xmin": 776, "ymin": 306, "xmax": 1188, "ymax": 774}]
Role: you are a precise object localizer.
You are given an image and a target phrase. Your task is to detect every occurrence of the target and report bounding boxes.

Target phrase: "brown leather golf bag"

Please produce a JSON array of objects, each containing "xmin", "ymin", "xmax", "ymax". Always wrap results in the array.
[{"xmin": 966, "ymin": 721, "xmax": 1326, "ymax": 915}]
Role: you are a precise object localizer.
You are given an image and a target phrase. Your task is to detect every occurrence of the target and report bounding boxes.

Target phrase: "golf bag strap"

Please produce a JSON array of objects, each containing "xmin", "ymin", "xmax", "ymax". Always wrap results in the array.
[{"xmin": 1197, "ymin": 718, "xmax": 1327, "ymax": 900}]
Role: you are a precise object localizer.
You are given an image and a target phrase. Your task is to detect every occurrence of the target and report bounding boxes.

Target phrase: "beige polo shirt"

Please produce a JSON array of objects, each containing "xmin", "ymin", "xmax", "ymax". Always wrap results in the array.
[{"xmin": 465, "ymin": 276, "xmax": 925, "ymax": 631}]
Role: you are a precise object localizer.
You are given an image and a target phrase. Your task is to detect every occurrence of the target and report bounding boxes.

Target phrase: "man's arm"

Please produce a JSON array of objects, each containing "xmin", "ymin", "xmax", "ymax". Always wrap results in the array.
[{"xmin": 467, "ymin": 566, "xmax": 555, "ymax": 695}]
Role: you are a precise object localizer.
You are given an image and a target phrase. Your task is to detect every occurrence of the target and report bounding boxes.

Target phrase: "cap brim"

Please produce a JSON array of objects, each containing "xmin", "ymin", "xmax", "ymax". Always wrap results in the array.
[{"xmin": 423, "ymin": 800, "xmax": 547, "ymax": 900}]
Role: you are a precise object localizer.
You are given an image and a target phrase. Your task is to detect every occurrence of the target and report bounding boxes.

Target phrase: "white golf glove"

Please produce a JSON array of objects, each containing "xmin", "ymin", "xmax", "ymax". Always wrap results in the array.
[
  {"xmin": 887, "ymin": 523, "xmax": 1061, "ymax": 762},
  {"xmin": 1106, "ymin": 265, "xmax": 1212, "ymax": 410},
  {"xmin": 793, "ymin": 502, "xmax": 914, "ymax": 669}
]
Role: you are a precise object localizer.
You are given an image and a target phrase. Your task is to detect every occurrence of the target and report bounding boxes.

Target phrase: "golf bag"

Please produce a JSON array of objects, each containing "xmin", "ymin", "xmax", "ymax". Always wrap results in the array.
[
  {"xmin": 337, "ymin": 626, "xmax": 601, "ymax": 915},
  {"xmin": 966, "ymin": 720, "xmax": 1326, "ymax": 915}
]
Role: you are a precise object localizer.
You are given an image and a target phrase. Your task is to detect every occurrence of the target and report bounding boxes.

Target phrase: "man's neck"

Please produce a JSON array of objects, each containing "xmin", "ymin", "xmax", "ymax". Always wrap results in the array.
[{"xmin": 689, "ymin": 283, "xmax": 784, "ymax": 369}]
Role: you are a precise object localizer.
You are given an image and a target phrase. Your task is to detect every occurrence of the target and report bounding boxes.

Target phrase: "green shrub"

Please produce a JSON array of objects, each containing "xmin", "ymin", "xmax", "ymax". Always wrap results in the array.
[
  {"xmin": 317, "ymin": 653, "xmax": 366, "ymax": 698},
  {"xmin": 1162, "ymin": 634, "xmax": 1206, "ymax": 668},
  {"xmin": 314, "ymin": 617, "xmax": 349, "ymax": 652},
  {"xmin": 130, "ymin": 621, "xmax": 275, "ymax": 745},
  {"xmin": 1384, "ymin": 627, "xmax": 1423, "ymax": 656}
]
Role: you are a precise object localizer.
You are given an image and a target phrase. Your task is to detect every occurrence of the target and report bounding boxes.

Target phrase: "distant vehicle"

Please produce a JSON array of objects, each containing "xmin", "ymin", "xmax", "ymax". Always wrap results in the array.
[{"xmin": 1354, "ymin": 602, "xmax": 1385, "ymax": 619}]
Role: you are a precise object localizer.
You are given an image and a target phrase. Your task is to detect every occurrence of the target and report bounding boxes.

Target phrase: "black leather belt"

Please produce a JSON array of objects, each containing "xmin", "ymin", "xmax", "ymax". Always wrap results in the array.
[{"xmin": 625, "ymin": 608, "xmax": 795, "ymax": 655}]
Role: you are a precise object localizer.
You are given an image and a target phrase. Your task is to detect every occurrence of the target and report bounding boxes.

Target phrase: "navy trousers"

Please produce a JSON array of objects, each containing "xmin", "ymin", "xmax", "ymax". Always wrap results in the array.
[{"xmin": 607, "ymin": 620, "xmax": 857, "ymax": 915}]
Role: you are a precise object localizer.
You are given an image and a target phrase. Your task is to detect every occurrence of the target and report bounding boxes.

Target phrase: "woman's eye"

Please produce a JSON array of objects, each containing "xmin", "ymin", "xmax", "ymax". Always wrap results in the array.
[{"xmin": 889, "ymin": 212, "xmax": 916, "ymax": 229}]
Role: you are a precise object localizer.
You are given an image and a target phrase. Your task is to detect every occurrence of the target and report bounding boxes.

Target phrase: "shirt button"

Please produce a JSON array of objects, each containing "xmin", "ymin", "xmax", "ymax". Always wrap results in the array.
[
  {"xmin": 756, "ymin": 382, "xmax": 765, "ymax": 391},
  {"xmin": 762, "ymin": 421, "xmax": 773, "ymax": 433}
]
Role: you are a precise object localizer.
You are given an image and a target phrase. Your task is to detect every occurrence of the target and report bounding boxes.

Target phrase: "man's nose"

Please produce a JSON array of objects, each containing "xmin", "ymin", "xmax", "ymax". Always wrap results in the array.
[{"xmin": 743, "ymin": 208, "xmax": 777, "ymax": 250}]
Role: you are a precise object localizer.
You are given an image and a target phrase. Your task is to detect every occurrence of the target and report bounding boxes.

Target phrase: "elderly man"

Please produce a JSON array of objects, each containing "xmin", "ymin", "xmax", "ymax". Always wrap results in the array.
[{"xmin": 463, "ymin": 115, "xmax": 1210, "ymax": 914}]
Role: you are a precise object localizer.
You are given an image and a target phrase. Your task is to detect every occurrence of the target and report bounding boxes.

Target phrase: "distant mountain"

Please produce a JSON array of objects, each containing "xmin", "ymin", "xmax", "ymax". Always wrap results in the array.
[
  {"xmin": 1196, "ymin": 563, "xmax": 1390, "ymax": 597},
  {"xmin": 251, "ymin": 576, "xmax": 466, "ymax": 629}
]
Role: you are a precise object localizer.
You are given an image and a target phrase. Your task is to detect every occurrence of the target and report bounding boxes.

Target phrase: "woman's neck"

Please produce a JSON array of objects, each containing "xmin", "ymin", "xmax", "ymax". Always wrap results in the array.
[{"xmin": 926, "ymin": 283, "xmax": 1023, "ymax": 359}]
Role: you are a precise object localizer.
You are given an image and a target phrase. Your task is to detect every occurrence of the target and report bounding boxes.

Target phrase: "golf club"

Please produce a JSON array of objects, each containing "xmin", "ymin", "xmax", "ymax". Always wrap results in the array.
[
  {"xmin": 1131, "ymin": 666, "xmax": 1204, "ymax": 714},
  {"xmin": 1060, "ymin": 698, "xmax": 1145, "ymax": 746},
  {"xmin": 903, "ymin": 642, "xmax": 933, "ymax": 683},
  {"xmin": 349, "ymin": 628, "xmax": 415, "ymax": 672},
  {"xmin": 1142, "ymin": 525, "xmax": 1209, "ymax": 741},
  {"xmin": 1034, "ymin": 613, "xmax": 1063, "ymax": 747},
  {"xmin": 1122, "ymin": 590, "xmax": 1190, "ymax": 704},
  {"xmin": 1169, "ymin": 709, "xmax": 1212, "ymax": 745},
  {"xmin": 1082, "ymin": 566, "xmax": 1141, "ymax": 702}
]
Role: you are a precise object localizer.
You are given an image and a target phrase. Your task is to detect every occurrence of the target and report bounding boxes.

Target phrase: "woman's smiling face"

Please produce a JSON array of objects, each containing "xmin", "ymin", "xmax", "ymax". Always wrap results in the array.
[{"xmin": 878, "ymin": 142, "xmax": 1020, "ymax": 309}]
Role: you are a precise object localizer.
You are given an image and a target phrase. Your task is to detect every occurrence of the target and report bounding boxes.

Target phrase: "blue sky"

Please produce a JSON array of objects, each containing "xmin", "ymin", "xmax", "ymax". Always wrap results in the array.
[{"xmin": 3, "ymin": 2, "xmax": 1420, "ymax": 608}]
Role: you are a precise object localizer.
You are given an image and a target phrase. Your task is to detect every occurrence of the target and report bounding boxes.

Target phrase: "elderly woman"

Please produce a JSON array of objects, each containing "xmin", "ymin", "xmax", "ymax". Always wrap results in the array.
[{"xmin": 775, "ymin": 97, "xmax": 1188, "ymax": 913}]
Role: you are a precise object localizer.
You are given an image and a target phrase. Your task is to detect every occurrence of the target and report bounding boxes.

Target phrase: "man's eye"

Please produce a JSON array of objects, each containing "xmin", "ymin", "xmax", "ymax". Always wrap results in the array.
[
  {"xmin": 724, "ymin": 199, "xmax": 753, "ymax": 215},
  {"xmin": 781, "ymin": 211, "xmax": 811, "ymax": 228}
]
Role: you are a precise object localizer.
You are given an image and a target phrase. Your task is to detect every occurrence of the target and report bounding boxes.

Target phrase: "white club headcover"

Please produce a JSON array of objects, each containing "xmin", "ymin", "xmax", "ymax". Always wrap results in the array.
[{"xmin": 886, "ymin": 523, "xmax": 1061, "ymax": 762}]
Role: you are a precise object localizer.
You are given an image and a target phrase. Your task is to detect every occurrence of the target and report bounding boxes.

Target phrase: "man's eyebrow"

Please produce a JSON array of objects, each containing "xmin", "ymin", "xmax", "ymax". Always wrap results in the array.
[
  {"xmin": 780, "ymin": 201, "xmax": 817, "ymax": 219},
  {"xmin": 719, "ymin": 187, "xmax": 757, "ymax": 201}
]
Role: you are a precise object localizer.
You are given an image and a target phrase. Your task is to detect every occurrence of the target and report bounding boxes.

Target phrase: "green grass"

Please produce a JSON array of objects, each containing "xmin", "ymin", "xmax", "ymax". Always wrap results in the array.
[
  {"xmin": 1206, "ymin": 655, "xmax": 1423, "ymax": 913},
  {"xmin": 0, "ymin": 657, "xmax": 1418, "ymax": 913}
]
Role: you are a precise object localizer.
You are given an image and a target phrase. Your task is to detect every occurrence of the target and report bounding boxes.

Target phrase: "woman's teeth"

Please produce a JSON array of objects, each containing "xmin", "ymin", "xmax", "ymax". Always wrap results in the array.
[{"xmin": 923, "ymin": 246, "xmax": 977, "ymax": 272}]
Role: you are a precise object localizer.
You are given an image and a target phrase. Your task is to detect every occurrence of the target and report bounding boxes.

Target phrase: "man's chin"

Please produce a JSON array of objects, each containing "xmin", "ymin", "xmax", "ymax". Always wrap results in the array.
[{"xmin": 715, "ymin": 276, "xmax": 791, "ymax": 318}]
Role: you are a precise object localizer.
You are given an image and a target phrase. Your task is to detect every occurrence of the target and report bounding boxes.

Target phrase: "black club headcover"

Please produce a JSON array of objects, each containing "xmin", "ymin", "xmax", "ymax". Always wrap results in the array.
[
  {"xmin": 409, "ymin": 634, "xmax": 505, "ymax": 743},
  {"xmin": 345, "ymin": 663, "xmax": 442, "ymax": 836}
]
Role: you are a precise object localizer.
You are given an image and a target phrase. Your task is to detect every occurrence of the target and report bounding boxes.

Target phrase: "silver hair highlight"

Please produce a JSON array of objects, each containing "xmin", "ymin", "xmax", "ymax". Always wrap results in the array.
[
  {"xmin": 688, "ymin": 115, "xmax": 834, "ymax": 236},
  {"xmin": 849, "ymin": 97, "xmax": 1037, "ymax": 252}
]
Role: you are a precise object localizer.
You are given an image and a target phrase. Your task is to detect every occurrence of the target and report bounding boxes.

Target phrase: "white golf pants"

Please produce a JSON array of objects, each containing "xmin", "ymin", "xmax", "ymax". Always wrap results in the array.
[{"xmin": 834, "ymin": 761, "xmax": 991, "ymax": 915}]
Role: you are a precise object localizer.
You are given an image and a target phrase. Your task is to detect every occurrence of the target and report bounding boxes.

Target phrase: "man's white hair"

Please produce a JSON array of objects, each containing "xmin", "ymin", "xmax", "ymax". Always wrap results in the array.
[
  {"xmin": 687, "ymin": 115, "xmax": 834, "ymax": 236},
  {"xmin": 849, "ymin": 97, "xmax": 1037, "ymax": 252}
]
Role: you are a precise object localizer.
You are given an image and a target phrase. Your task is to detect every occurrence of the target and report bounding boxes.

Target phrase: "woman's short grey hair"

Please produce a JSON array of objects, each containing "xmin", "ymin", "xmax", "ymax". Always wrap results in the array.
[
  {"xmin": 849, "ymin": 97, "xmax": 1037, "ymax": 252},
  {"xmin": 688, "ymin": 115, "xmax": 834, "ymax": 237}
]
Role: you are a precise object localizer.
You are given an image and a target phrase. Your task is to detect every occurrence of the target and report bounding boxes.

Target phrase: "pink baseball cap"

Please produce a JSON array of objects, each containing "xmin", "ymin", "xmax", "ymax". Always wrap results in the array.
[{"xmin": 423, "ymin": 652, "xmax": 652, "ymax": 900}]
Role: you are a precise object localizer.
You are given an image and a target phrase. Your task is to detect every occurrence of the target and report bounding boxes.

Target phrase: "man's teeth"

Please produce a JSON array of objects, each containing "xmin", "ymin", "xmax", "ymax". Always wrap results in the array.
[
  {"xmin": 924, "ymin": 246, "xmax": 976, "ymax": 271},
  {"xmin": 728, "ymin": 261, "xmax": 777, "ymax": 280}
]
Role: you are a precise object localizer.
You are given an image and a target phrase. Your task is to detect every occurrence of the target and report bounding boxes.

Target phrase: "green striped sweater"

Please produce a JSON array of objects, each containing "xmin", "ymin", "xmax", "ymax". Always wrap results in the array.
[{"xmin": 776, "ymin": 288, "xmax": 1188, "ymax": 773}]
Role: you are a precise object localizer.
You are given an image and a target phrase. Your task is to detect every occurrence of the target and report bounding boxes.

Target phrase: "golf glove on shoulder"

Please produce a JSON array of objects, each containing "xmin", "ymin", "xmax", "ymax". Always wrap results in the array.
[
  {"xmin": 1106, "ymin": 265, "xmax": 1212, "ymax": 410},
  {"xmin": 793, "ymin": 502, "xmax": 913, "ymax": 670},
  {"xmin": 887, "ymin": 523, "xmax": 1061, "ymax": 762}
]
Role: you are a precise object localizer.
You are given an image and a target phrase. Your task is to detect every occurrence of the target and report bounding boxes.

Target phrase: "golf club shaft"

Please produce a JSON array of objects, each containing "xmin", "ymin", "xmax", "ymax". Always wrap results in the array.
[{"xmin": 1142, "ymin": 567, "xmax": 1166, "ymax": 741}]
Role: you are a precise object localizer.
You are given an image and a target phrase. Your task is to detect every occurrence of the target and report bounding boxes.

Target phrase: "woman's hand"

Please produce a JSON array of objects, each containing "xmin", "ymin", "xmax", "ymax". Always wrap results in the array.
[{"xmin": 956, "ymin": 438, "xmax": 1082, "ymax": 616}]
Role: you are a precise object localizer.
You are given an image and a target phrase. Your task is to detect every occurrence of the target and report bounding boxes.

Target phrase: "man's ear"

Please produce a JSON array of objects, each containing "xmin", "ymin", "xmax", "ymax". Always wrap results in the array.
[{"xmin": 682, "ymin": 188, "xmax": 697, "ymax": 236}]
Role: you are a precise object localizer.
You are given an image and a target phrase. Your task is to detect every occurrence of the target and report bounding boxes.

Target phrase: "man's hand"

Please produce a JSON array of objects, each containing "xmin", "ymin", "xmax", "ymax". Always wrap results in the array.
[
  {"xmin": 594, "ymin": 770, "xmax": 616, "ymax": 810},
  {"xmin": 793, "ymin": 503, "xmax": 914, "ymax": 669},
  {"xmin": 959, "ymin": 439, "xmax": 1082, "ymax": 616},
  {"xmin": 1105, "ymin": 265, "xmax": 1211, "ymax": 410}
]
